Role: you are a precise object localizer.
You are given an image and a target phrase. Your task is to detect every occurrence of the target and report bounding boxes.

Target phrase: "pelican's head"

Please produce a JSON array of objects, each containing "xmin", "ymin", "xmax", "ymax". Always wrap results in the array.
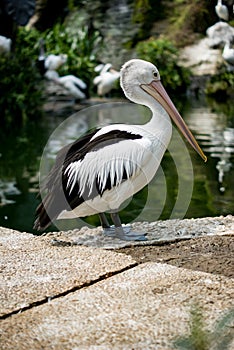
[
  {"xmin": 120, "ymin": 59, "xmax": 207, "ymax": 162},
  {"xmin": 120, "ymin": 59, "xmax": 160, "ymax": 104}
]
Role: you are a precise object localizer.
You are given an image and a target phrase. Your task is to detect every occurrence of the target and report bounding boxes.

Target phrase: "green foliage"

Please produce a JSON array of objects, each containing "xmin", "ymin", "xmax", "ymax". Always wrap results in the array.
[
  {"xmin": 16, "ymin": 26, "xmax": 42, "ymax": 59},
  {"xmin": 17, "ymin": 22, "xmax": 102, "ymax": 82},
  {"xmin": 132, "ymin": 0, "xmax": 151, "ymax": 24},
  {"xmin": 43, "ymin": 23, "xmax": 102, "ymax": 83},
  {"xmin": 205, "ymin": 65, "xmax": 234, "ymax": 100},
  {"xmin": 161, "ymin": 0, "xmax": 215, "ymax": 47},
  {"xmin": 173, "ymin": 305, "xmax": 234, "ymax": 350},
  {"xmin": 174, "ymin": 305, "xmax": 209, "ymax": 350},
  {"xmin": 0, "ymin": 31, "xmax": 44, "ymax": 130},
  {"xmin": 0, "ymin": 22, "xmax": 102, "ymax": 130},
  {"xmin": 136, "ymin": 38, "xmax": 191, "ymax": 93},
  {"xmin": 130, "ymin": 0, "xmax": 162, "ymax": 45}
]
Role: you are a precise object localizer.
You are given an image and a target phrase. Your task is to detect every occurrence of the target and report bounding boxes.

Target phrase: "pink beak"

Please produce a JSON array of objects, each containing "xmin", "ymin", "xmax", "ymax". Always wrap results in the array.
[{"xmin": 141, "ymin": 80, "xmax": 207, "ymax": 162}]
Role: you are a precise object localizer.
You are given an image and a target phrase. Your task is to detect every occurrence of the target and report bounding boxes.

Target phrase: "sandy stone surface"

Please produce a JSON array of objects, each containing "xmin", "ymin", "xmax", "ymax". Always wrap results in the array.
[
  {"xmin": 0, "ymin": 227, "xmax": 136, "ymax": 317},
  {"xmin": 118, "ymin": 234, "xmax": 234, "ymax": 278},
  {"xmin": 0, "ymin": 263, "xmax": 233, "ymax": 350},
  {"xmin": 0, "ymin": 216, "xmax": 233, "ymax": 349}
]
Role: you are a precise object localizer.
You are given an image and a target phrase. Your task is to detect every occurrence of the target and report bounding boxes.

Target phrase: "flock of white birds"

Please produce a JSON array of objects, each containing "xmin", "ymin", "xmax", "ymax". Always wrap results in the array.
[
  {"xmin": 41, "ymin": 54, "xmax": 121, "ymax": 99},
  {"xmin": 44, "ymin": 58, "xmax": 120, "ymax": 100}
]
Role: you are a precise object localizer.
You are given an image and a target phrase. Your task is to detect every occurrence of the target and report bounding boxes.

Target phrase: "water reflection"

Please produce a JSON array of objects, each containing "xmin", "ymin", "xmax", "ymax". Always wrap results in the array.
[
  {"xmin": 0, "ymin": 180, "xmax": 21, "ymax": 205},
  {"xmin": 45, "ymin": 114, "xmax": 88, "ymax": 159},
  {"xmin": 42, "ymin": 103, "xmax": 149, "ymax": 162},
  {"xmin": 184, "ymin": 104, "xmax": 234, "ymax": 192}
]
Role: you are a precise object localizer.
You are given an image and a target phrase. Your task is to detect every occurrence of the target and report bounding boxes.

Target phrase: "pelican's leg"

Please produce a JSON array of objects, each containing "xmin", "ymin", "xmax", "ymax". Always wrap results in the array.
[
  {"xmin": 99, "ymin": 213, "xmax": 110, "ymax": 228},
  {"xmin": 99, "ymin": 213, "xmax": 116, "ymax": 235},
  {"xmin": 110, "ymin": 212, "xmax": 147, "ymax": 241}
]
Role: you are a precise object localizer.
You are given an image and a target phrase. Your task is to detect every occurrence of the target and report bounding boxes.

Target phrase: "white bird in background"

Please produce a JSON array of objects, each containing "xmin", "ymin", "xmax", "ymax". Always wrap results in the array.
[
  {"xmin": 93, "ymin": 63, "xmax": 120, "ymax": 96},
  {"xmin": 0, "ymin": 35, "xmax": 11, "ymax": 54},
  {"xmin": 34, "ymin": 59, "xmax": 206, "ymax": 240},
  {"xmin": 94, "ymin": 63, "xmax": 114, "ymax": 74},
  {"xmin": 36, "ymin": 39, "xmax": 67, "ymax": 75},
  {"xmin": 222, "ymin": 41, "xmax": 234, "ymax": 66},
  {"xmin": 215, "ymin": 0, "xmax": 229, "ymax": 21},
  {"xmin": 45, "ymin": 70, "xmax": 87, "ymax": 100},
  {"xmin": 94, "ymin": 63, "xmax": 106, "ymax": 73},
  {"xmin": 45, "ymin": 53, "xmax": 68, "ymax": 71}
]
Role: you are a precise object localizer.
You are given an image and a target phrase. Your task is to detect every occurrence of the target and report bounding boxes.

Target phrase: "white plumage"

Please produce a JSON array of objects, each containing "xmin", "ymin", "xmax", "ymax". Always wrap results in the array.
[
  {"xmin": 45, "ymin": 70, "xmax": 87, "ymax": 100},
  {"xmin": 0, "ymin": 35, "xmax": 11, "ymax": 54},
  {"xmin": 35, "ymin": 59, "xmax": 206, "ymax": 240},
  {"xmin": 94, "ymin": 63, "xmax": 113, "ymax": 74},
  {"xmin": 64, "ymin": 130, "xmax": 153, "ymax": 204},
  {"xmin": 215, "ymin": 0, "xmax": 229, "ymax": 21},
  {"xmin": 222, "ymin": 41, "xmax": 234, "ymax": 66},
  {"xmin": 45, "ymin": 54, "xmax": 67, "ymax": 71},
  {"xmin": 93, "ymin": 63, "xmax": 120, "ymax": 96}
]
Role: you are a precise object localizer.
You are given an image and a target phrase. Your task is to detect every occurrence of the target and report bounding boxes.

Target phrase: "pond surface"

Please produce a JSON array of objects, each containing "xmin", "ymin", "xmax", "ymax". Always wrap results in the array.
[{"xmin": 0, "ymin": 96, "xmax": 233, "ymax": 233}]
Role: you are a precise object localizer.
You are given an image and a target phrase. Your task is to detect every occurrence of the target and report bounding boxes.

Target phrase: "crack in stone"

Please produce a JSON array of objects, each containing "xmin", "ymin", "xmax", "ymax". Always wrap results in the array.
[{"xmin": 0, "ymin": 262, "xmax": 138, "ymax": 320}]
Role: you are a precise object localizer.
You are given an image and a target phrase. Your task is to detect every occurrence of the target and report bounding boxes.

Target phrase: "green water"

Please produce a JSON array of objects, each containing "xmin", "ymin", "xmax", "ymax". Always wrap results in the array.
[{"xmin": 0, "ymin": 97, "xmax": 233, "ymax": 233}]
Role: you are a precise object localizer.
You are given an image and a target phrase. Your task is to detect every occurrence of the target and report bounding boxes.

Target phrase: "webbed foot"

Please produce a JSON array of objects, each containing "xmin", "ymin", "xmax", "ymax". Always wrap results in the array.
[{"xmin": 100, "ymin": 212, "xmax": 147, "ymax": 241}]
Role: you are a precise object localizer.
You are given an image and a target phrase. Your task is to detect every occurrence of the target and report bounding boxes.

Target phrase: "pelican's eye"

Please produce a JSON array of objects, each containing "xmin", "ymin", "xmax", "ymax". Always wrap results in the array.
[{"xmin": 153, "ymin": 71, "xmax": 158, "ymax": 79}]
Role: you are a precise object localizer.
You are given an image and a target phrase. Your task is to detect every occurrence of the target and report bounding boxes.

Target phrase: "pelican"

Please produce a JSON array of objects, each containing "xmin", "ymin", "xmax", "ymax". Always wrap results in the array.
[
  {"xmin": 222, "ymin": 41, "xmax": 234, "ymax": 66},
  {"xmin": 45, "ymin": 53, "xmax": 67, "ymax": 71},
  {"xmin": 45, "ymin": 70, "xmax": 87, "ymax": 100},
  {"xmin": 34, "ymin": 59, "xmax": 206, "ymax": 240},
  {"xmin": 0, "ymin": 35, "xmax": 11, "ymax": 54},
  {"xmin": 93, "ymin": 63, "xmax": 120, "ymax": 96},
  {"xmin": 36, "ymin": 40, "xmax": 67, "ymax": 75},
  {"xmin": 215, "ymin": 0, "xmax": 229, "ymax": 21}
]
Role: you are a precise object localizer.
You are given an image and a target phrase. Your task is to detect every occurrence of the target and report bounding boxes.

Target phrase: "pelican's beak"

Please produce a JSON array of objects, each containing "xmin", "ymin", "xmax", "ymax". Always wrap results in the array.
[{"xmin": 141, "ymin": 80, "xmax": 207, "ymax": 162}]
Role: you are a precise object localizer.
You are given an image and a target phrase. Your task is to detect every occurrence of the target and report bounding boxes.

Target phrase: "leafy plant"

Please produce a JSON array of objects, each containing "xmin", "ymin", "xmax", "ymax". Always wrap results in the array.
[
  {"xmin": 165, "ymin": 0, "xmax": 215, "ymax": 47},
  {"xmin": 0, "ymin": 33, "xmax": 44, "ymax": 130},
  {"xmin": 173, "ymin": 305, "xmax": 234, "ymax": 350},
  {"xmin": 132, "ymin": 0, "xmax": 151, "ymax": 24},
  {"xmin": 205, "ymin": 65, "xmax": 234, "ymax": 100},
  {"xmin": 42, "ymin": 22, "xmax": 102, "ymax": 83},
  {"xmin": 0, "ymin": 21, "xmax": 102, "ymax": 129},
  {"xmin": 136, "ymin": 38, "xmax": 191, "ymax": 93},
  {"xmin": 15, "ymin": 26, "xmax": 42, "ymax": 58}
]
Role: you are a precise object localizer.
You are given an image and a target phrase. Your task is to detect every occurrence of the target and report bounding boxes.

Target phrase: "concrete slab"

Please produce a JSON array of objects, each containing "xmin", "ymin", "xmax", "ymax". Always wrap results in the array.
[
  {"xmin": 0, "ymin": 263, "xmax": 233, "ymax": 350},
  {"xmin": 0, "ymin": 227, "xmax": 136, "ymax": 317}
]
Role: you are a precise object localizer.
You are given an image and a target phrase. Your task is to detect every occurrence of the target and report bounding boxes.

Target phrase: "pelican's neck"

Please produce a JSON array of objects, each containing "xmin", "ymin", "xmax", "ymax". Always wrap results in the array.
[
  {"xmin": 142, "ymin": 98, "xmax": 173, "ymax": 145},
  {"xmin": 121, "ymin": 76, "xmax": 172, "ymax": 143}
]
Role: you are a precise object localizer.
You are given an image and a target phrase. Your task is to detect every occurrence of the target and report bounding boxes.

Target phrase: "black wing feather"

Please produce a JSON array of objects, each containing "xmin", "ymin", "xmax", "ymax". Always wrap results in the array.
[{"xmin": 34, "ymin": 128, "xmax": 100, "ymax": 230}]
